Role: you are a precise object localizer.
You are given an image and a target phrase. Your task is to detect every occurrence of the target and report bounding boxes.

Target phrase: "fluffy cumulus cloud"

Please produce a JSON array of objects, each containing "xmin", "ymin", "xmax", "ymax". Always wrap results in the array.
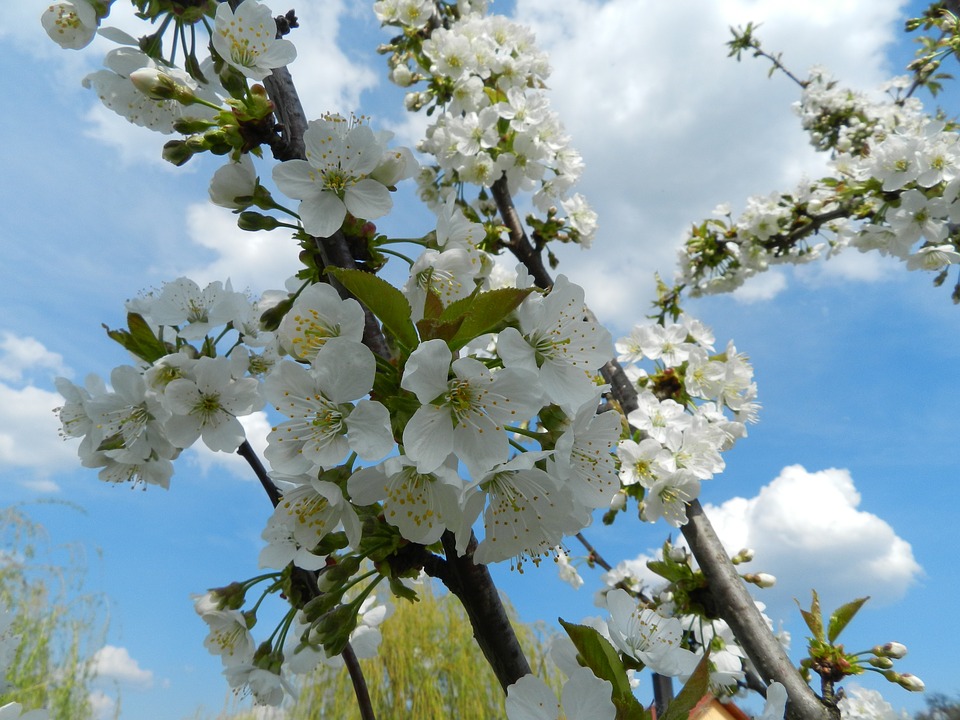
[
  {"xmin": 182, "ymin": 203, "xmax": 303, "ymax": 295},
  {"xmin": 0, "ymin": 332, "xmax": 78, "ymax": 482},
  {"xmin": 616, "ymin": 465, "xmax": 921, "ymax": 623},
  {"xmin": 703, "ymin": 465, "xmax": 921, "ymax": 614},
  {"xmin": 90, "ymin": 645, "xmax": 154, "ymax": 688},
  {"xmin": 511, "ymin": 0, "xmax": 907, "ymax": 328}
]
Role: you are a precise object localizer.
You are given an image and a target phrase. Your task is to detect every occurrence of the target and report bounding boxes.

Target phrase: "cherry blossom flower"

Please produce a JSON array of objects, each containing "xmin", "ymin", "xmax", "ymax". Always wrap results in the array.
[
  {"xmin": 497, "ymin": 275, "xmax": 612, "ymax": 411},
  {"xmin": 264, "ymin": 338, "xmax": 393, "ymax": 474},
  {"xmin": 0, "ymin": 703, "xmax": 49, "ymax": 720},
  {"xmin": 162, "ymin": 356, "xmax": 262, "ymax": 452},
  {"xmin": 465, "ymin": 452, "xmax": 579, "ymax": 567},
  {"xmin": 212, "ymin": 0, "xmax": 297, "ymax": 81},
  {"xmin": 267, "ymin": 477, "xmax": 361, "ymax": 559},
  {"xmin": 41, "ymin": 0, "xmax": 99, "ymax": 49},
  {"xmin": 273, "ymin": 115, "xmax": 397, "ymax": 238},
  {"xmin": 276, "ymin": 282, "xmax": 365, "ymax": 361},
  {"xmin": 603, "ymin": 589, "xmax": 699, "ymax": 677},
  {"xmin": 401, "ymin": 339, "xmax": 542, "ymax": 478},
  {"xmin": 506, "ymin": 668, "xmax": 615, "ymax": 720},
  {"xmin": 348, "ymin": 456, "xmax": 463, "ymax": 545}
]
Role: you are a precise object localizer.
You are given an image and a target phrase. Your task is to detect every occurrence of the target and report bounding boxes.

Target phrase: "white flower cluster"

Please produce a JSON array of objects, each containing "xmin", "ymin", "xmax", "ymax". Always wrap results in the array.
[
  {"xmin": 55, "ymin": 277, "xmax": 268, "ymax": 488},
  {"xmin": 614, "ymin": 317, "xmax": 758, "ymax": 527},
  {"xmin": 678, "ymin": 68, "xmax": 960, "ymax": 296},
  {"xmin": 378, "ymin": 4, "xmax": 598, "ymax": 246}
]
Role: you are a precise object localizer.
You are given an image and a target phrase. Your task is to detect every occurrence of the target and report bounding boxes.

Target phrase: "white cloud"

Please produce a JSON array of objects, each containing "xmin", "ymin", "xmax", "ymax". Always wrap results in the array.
[
  {"xmin": 0, "ymin": 331, "xmax": 70, "ymax": 382},
  {"xmin": 511, "ymin": 0, "xmax": 905, "ymax": 327},
  {"xmin": 87, "ymin": 689, "xmax": 117, "ymax": 720},
  {"xmin": 283, "ymin": 2, "xmax": 380, "ymax": 118},
  {"xmin": 702, "ymin": 465, "xmax": 922, "ymax": 616},
  {"xmin": 615, "ymin": 465, "xmax": 921, "ymax": 624},
  {"xmin": 0, "ymin": 383, "xmax": 77, "ymax": 479},
  {"xmin": 181, "ymin": 203, "xmax": 303, "ymax": 295},
  {"xmin": 90, "ymin": 645, "xmax": 154, "ymax": 688},
  {"xmin": 732, "ymin": 270, "xmax": 788, "ymax": 304}
]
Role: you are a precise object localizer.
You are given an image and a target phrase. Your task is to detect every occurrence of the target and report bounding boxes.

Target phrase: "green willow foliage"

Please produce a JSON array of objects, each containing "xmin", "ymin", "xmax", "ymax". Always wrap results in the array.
[
  {"xmin": 0, "ymin": 505, "xmax": 105, "ymax": 720},
  {"xmin": 222, "ymin": 578, "xmax": 561, "ymax": 720}
]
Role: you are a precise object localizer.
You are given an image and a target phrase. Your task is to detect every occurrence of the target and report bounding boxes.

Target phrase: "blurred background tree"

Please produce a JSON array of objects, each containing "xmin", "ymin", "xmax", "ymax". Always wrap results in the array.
[
  {"xmin": 0, "ymin": 504, "xmax": 106, "ymax": 720},
  {"xmin": 218, "ymin": 576, "xmax": 562, "ymax": 720}
]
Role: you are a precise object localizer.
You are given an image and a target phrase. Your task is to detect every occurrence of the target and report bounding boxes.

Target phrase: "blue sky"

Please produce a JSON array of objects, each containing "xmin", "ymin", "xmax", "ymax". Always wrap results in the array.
[{"xmin": 1, "ymin": 0, "xmax": 957, "ymax": 718}]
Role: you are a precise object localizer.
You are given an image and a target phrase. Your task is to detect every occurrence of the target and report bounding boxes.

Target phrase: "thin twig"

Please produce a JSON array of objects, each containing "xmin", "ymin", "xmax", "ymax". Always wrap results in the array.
[
  {"xmin": 342, "ymin": 642, "xmax": 377, "ymax": 720},
  {"xmin": 236, "ymin": 440, "xmax": 281, "ymax": 507}
]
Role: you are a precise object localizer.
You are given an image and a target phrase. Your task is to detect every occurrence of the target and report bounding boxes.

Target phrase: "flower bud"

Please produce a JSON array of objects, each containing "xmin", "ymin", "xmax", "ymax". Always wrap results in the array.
[
  {"xmin": 609, "ymin": 490, "xmax": 627, "ymax": 512},
  {"xmin": 874, "ymin": 641, "xmax": 907, "ymax": 659},
  {"xmin": 868, "ymin": 656, "xmax": 894, "ymax": 669},
  {"xmin": 667, "ymin": 545, "xmax": 687, "ymax": 563},
  {"xmin": 883, "ymin": 670, "xmax": 925, "ymax": 692},
  {"xmin": 162, "ymin": 139, "xmax": 195, "ymax": 167},
  {"xmin": 130, "ymin": 68, "xmax": 197, "ymax": 105},
  {"xmin": 732, "ymin": 548, "xmax": 755, "ymax": 564},
  {"xmin": 237, "ymin": 211, "xmax": 281, "ymax": 232},
  {"xmin": 743, "ymin": 572, "xmax": 776, "ymax": 588}
]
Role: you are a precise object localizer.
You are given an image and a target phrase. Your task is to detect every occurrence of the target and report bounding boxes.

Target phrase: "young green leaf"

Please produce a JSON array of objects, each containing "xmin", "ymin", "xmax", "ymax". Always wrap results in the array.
[
  {"xmin": 102, "ymin": 313, "xmax": 169, "ymax": 363},
  {"xmin": 659, "ymin": 649, "xmax": 712, "ymax": 720},
  {"xmin": 797, "ymin": 590, "xmax": 825, "ymax": 642},
  {"xmin": 827, "ymin": 596, "xmax": 870, "ymax": 644},
  {"xmin": 447, "ymin": 287, "xmax": 535, "ymax": 350},
  {"xmin": 558, "ymin": 619, "xmax": 650, "ymax": 720},
  {"xmin": 326, "ymin": 267, "xmax": 419, "ymax": 349}
]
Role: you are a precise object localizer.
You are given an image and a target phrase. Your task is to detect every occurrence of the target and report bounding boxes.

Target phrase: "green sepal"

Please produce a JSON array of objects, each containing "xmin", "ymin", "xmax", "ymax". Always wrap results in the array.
[
  {"xmin": 388, "ymin": 575, "xmax": 419, "ymax": 602},
  {"xmin": 659, "ymin": 650, "xmax": 712, "ymax": 720},
  {"xmin": 558, "ymin": 619, "xmax": 650, "ymax": 720},
  {"xmin": 95, "ymin": 432, "xmax": 126, "ymax": 453},
  {"xmin": 797, "ymin": 590, "xmax": 825, "ymax": 642},
  {"xmin": 102, "ymin": 312, "xmax": 169, "ymax": 363},
  {"xmin": 325, "ymin": 268, "xmax": 419, "ymax": 349},
  {"xmin": 827, "ymin": 596, "xmax": 869, "ymax": 643}
]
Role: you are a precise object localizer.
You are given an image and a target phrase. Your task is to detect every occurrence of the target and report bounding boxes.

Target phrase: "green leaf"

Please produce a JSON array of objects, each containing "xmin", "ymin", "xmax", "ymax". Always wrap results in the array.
[
  {"xmin": 558, "ymin": 619, "xmax": 650, "ymax": 720},
  {"xmin": 646, "ymin": 560, "xmax": 689, "ymax": 584},
  {"xmin": 447, "ymin": 287, "xmax": 535, "ymax": 350},
  {"xmin": 827, "ymin": 596, "xmax": 869, "ymax": 643},
  {"xmin": 797, "ymin": 590, "xmax": 824, "ymax": 642},
  {"xmin": 102, "ymin": 313, "xmax": 169, "ymax": 363},
  {"xmin": 325, "ymin": 268, "xmax": 418, "ymax": 349},
  {"xmin": 659, "ymin": 650, "xmax": 712, "ymax": 720}
]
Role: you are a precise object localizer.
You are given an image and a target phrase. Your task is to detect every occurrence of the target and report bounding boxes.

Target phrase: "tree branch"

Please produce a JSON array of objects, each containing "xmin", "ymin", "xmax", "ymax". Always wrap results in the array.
[
  {"xmin": 491, "ymin": 173, "xmax": 833, "ymax": 719},
  {"xmin": 342, "ymin": 642, "xmax": 377, "ymax": 720},
  {"xmin": 436, "ymin": 531, "xmax": 532, "ymax": 691},
  {"xmin": 682, "ymin": 501, "xmax": 835, "ymax": 720}
]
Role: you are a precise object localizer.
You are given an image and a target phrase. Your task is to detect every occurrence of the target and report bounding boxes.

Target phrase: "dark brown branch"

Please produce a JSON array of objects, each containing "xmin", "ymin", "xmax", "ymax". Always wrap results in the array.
[
  {"xmin": 236, "ymin": 440, "xmax": 282, "ymax": 507},
  {"xmin": 492, "ymin": 173, "xmax": 833, "ymax": 719},
  {"xmin": 435, "ymin": 531, "xmax": 532, "ymax": 691},
  {"xmin": 490, "ymin": 176, "xmax": 553, "ymax": 289},
  {"xmin": 682, "ymin": 501, "xmax": 835, "ymax": 720},
  {"xmin": 342, "ymin": 642, "xmax": 377, "ymax": 720}
]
